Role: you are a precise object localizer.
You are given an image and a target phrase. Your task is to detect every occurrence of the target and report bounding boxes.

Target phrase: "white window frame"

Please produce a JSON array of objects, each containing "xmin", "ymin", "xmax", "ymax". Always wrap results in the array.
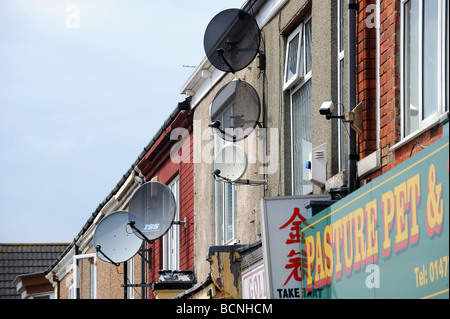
[
  {"xmin": 211, "ymin": 93, "xmax": 237, "ymax": 245},
  {"xmin": 399, "ymin": 0, "xmax": 448, "ymax": 145},
  {"xmin": 283, "ymin": 15, "xmax": 312, "ymax": 91},
  {"xmin": 214, "ymin": 135, "xmax": 237, "ymax": 245},
  {"xmin": 286, "ymin": 14, "xmax": 313, "ymax": 196},
  {"xmin": 290, "ymin": 79, "xmax": 312, "ymax": 196},
  {"xmin": 68, "ymin": 284, "xmax": 75, "ymax": 299},
  {"xmin": 163, "ymin": 176, "xmax": 180, "ymax": 270},
  {"xmin": 337, "ymin": 0, "xmax": 346, "ymax": 171}
]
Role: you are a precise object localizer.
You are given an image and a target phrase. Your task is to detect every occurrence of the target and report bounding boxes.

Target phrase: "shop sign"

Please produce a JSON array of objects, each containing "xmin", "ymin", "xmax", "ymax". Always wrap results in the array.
[
  {"xmin": 242, "ymin": 264, "xmax": 266, "ymax": 299},
  {"xmin": 261, "ymin": 194, "xmax": 330, "ymax": 299},
  {"xmin": 300, "ymin": 135, "xmax": 449, "ymax": 299}
]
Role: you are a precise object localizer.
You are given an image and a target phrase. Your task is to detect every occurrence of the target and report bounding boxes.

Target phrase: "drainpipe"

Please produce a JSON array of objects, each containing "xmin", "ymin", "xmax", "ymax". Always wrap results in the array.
[
  {"xmin": 347, "ymin": 0, "xmax": 358, "ymax": 193},
  {"xmin": 74, "ymin": 245, "xmax": 80, "ymax": 299}
]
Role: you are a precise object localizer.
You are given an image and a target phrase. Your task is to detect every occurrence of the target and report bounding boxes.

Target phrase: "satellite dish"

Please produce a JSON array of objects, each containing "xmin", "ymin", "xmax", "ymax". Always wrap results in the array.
[
  {"xmin": 128, "ymin": 181, "xmax": 177, "ymax": 242},
  {"xmin": 93, "ymin": 211, "xmax": 143, "ymax": 264},
  {"xmin": 204, "ymin": 8, "xmax": 261, "ymax": 73},
  {"xmin": 210, "ymin": 80, "xmax": 261, "ymax": 142},
  {"xmin": 213, "ymin": 144, "xmax": 248, "ymax": 182}
]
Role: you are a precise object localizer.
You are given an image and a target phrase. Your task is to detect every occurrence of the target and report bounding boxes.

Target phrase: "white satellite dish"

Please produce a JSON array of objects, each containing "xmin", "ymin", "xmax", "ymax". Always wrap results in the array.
[
  {"xmin": 93, "ymin": 211, "xmax": 143, "ymax": 264},
  {"xmin": 213, "ymin": 144, "xmax": 248, "ymax": 182}
]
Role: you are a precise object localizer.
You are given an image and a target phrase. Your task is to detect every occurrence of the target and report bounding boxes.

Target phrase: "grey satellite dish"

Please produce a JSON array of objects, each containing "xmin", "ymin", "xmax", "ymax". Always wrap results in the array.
[
  {"xmin": 128, "ymin": 181, "xmax": 176, "ymax": 242},
  {"xmin": 204, "ymin": 8, "xmax": 261, "ymax": 73},
  {"xmin": 210, "ymin": 80, "xmax": 261, "ymax": 142},
  {"xmin": 213, "ymin": 144, "xmax": 248, "ymax": 182},
  {"xmin": 93, "ymin": 211, "xmax": 143, "ymax": 264}
]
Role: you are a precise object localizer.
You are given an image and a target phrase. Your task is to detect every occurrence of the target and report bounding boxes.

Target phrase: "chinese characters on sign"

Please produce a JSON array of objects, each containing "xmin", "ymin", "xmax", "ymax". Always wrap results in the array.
[
  {"xmin": 261, "ymin": 195, "xmax": 330, "ymax": 299},
  {"xmin": 279, "ymin": 208, "xmax": 306, "ymax": 286}
]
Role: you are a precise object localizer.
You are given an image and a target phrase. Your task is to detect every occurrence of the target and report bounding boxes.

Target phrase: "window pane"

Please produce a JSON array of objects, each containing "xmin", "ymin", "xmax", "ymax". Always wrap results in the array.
[
  {"xmin": 224, "ymin": 183, "xmax": 235, "ymax": 243},
  {"xmin": 423, "ymin": 0, "xmax": 440, "ymax": 119},
  {"xmin": 292, "ymin": 80, "xmax": 312, "ymax": 195},
  {"xmin": 299, "ymin": 30, "xmax": 305, "ymax": 77},
  {"xmin": 339, "ymin": 0, "xmax": 344, "ymax": 52},
  {"xmin": 404, "ymin": 0, "xmax": 420, "ymax": 136},
  {"xmin": 305, "ymin": 19, "xmax": 312, "ymax": 74},
  {"xmin": 215, "ymin": 180, "xmax": 223, "ymax": 244},
  {"xmin": 286, "ymin": 33, "xmax": 300, "ymax": 82},
  {"xmin": 164, "ymin": 177, "xmax": 179, "ymax": 270},
  {"xmin": 222, "ymin": 106, "xmax": 232, "ymax": 132}
]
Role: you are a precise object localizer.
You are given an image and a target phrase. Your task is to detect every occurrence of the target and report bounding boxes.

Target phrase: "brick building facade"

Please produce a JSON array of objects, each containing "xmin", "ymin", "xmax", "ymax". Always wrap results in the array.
[
  {"xmin": 356, "ymin": 0, "xmax": 448, "ymax": 183},
  {"xmin": 36, "ymin": 0, "xmax": 448, "ymax": 300},
  {"xmin": 135, "ymin": 101, "xmax": 195, "ymax": 298}
]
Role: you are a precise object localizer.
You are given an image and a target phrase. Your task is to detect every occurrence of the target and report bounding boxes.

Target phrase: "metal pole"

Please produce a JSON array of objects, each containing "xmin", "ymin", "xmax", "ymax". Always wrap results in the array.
[
  {"xmin": 123, "ymin": 262, "xmax": 128, "ymax": 299},
  {"xmin": 140, "ymin": 243, "xmax": 145, "ymax": 299},
  {"xmin": 74, "ymin": 245, "xmax": 80, "ymax": 300}
]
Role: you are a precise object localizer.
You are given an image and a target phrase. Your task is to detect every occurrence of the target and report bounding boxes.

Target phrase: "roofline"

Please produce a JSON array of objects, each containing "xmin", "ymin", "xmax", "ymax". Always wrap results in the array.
[{"xmin": 45, "ymin": 97, "xmax": 191, "ymax": 275}]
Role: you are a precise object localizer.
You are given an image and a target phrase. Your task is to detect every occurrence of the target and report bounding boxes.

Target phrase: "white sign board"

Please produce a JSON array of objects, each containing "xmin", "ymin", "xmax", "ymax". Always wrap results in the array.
[
  {"xmin": 260, "ymin": 195, "xmax": 330, "ymax": 299},
  {"xmin": 242, "ymin": 263, "xmax": 266, "ymax": 299}
]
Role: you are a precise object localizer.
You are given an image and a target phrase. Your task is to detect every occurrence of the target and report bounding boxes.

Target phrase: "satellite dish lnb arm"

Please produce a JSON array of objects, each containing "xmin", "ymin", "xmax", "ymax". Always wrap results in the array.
[
  {"xmin": 208, "ymin": 121, "xmax": 237, "ymax": 142},
  {"xmin": 211, "ymin": 169, "xmax": 232, "ymax": 183},
  {"xmin": 128, "ymin": 221, "xmax": 154, "ymax": 244},
  {"xmin": 216, "ymin": 48, "xmax": 236, "ymax": 73},
  {"xmin": 234, "ymin": 178, "xmax": 267, "ymax": 186},
  {"xmin": 96, "ymin": 245, "xmax": 120, "ymax": 267}
]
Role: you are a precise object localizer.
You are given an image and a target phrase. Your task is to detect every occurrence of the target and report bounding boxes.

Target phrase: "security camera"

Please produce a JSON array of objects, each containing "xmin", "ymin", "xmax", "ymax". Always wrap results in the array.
[{"xmin": 319, "ymin": 100, "xmax": 335, "ymax": 116}]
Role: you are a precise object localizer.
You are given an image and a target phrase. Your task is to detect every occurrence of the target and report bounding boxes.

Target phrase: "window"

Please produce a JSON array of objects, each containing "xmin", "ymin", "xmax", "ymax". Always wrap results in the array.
[
  {"xmin": 286, "ymin": 15, "xmax": 313, "ymax": 195},
  {"xmin": 291, "ymin": 81, "xmax": 312, "ymax": 195},
  {"xmin": 163, "ymin": 176, "xmax": 179, "ymax": 270},
  {"xmin": 212, "ymin": 92, "xmax": 237, "ymax": 245},
  {"xmin": 68, "ymin": 284, "xmax": 75, "ymax": 299},
  {"xmin": 214, "ymin": 134, "xmax": 237, "ymax": 245},
  {"xmin": 284, "ymin": 17, "xmax": 312, "ymax": 91},
  {"xmin": 402, "ymin": 0, "xmax": 448, "ymax": 138}
]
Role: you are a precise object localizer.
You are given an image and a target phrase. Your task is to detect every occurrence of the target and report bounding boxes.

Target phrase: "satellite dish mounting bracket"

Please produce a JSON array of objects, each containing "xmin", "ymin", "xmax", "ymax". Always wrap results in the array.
[
  {"xmin": 172, "ymin": 217, "xmax": 187, "ymax": 228},
  {"xmin": 208, "ymin": 121, "xmax": 238, "ymax": 142},
  {"xmin": 212, "ymin": 169, "xmax": 266, "ymax": 186},
  {"xmin": 255, "ymin": 50, "xmax": 266, "ymax": 71}
]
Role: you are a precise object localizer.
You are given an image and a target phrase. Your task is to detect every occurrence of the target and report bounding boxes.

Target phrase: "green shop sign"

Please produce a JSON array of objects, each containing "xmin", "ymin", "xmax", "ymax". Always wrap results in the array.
[{"xmin": 300, "ymin": 135, "xmax": 449, "ymax": 299}]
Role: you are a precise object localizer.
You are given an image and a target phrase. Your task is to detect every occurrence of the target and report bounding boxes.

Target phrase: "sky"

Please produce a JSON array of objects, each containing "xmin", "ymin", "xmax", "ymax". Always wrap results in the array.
[{"xmin": 0, "ymin": 0, "xmax": 245, "ymax": 243}]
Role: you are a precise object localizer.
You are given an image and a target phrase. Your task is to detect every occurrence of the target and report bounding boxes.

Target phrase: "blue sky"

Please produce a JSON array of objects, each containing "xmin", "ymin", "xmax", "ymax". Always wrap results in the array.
[{"xmin": 0, "ymin": 0, "xmax": 244, "ymax": 243}]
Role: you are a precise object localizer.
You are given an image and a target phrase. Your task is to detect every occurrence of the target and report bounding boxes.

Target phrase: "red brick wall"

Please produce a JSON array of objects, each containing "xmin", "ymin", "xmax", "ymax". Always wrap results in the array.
[
  {"xmin": 357, "ymin": 0, "xmax": 378, "ymax": 158},
  {"xmin": 378, "ymin": 0, "xmax": 401, "ymax": 176},
  {"xmin": 357, "ymin": 0, "xmax": 444, "ymax": 183}
]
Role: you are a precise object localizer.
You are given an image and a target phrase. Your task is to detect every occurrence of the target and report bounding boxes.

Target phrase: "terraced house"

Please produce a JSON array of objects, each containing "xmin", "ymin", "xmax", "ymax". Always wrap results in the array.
[{"xmin": 30, "ymin": 0, "xmax": 448, "ymax": 299}]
